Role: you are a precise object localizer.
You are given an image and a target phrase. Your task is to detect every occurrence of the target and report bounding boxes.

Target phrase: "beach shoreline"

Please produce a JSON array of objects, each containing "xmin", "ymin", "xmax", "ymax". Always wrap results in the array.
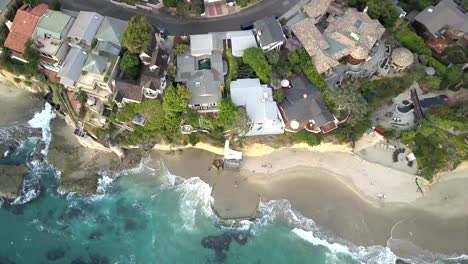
[{"xmin": 153, "ymin": 146, "xmax": 468, "ymax": 258}]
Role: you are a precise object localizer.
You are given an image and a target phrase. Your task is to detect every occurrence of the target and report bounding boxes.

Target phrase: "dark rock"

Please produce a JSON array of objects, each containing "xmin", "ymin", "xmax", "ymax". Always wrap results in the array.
[
  {"xmin": 71, "ymin": 258, "xmax": 88, "ymax": 264},
  {"xmin": 95, "ymin": 214, "xmax": 108, "ymax": 225},
  {"xmin": 89, "ymin": 254, "xmax": 109, "ymax": 264},
  {"xmin": 201, "ymin": 232, "xmax": 252, "ymax": 262},
  {"xmin": 65, "ymin": 207, "xmax": 84, "ymax": 220},
  {"xmin": 31, "ymin": 141, "xmax": 46, "ymax": 161},
  {"xmin": 46, "ymin": 248, "xmax": 65, "ymax": 261},
  {"xmin": 124, "ymin": 218, "xmax": 145, "ymax": 232},
  {"xmin": 232, "ymin": 233, "xmax": 249, "ymax": 245},
  {"xmin": 0, "ymin": 256, "xmax": 15, "ymax": 264},
  {"xmin": 2, "ymin": 203, "xmax": 24, "ymax": 215},
  {"xmin": 88, "ymin": 231, "xmax": 103, "ymax": 241},
  {"xmin": 201, "ymin": 233, "xmax": 233, "ymax": 262}
]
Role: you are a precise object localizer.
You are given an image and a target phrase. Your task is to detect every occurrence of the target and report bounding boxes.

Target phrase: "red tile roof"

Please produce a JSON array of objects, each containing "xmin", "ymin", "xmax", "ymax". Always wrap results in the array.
[{"xmin": 4, "ymin": 4, "xmax": 48, "ymax": 53}]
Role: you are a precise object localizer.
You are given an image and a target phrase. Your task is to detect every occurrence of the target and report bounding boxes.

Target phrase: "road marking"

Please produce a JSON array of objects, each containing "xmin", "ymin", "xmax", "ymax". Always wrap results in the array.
[{"xmin": 282, "ymin": 0, "xmax": 290, "ymax": 6}]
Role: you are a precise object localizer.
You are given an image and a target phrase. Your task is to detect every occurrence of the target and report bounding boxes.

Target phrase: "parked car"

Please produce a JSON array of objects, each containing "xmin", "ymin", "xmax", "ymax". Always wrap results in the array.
[{"xmin": 240, "ymin": 21, "xmax": 254, "ymax": 30}]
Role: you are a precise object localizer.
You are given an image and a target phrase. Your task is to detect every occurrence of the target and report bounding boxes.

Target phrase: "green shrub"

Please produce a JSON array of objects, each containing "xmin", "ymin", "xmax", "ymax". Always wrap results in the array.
[
  {"xmin": 120, "ymin": 51, "xmax": 141, "ymax": 79},
  {"xmin": 225, "ymin": 49, "xmax": 238, "ymax": 91},
  {"xmin": 395, "ymin": 27, "xmax": 431, "ymax": 56},
  {"xmin": 428, "ymin": 57, "xmax": 448, "ymax": 76},
  {"xmin": 243, "ymin": 48, "xmax": 272, "ymax": 84},
  {"xmin": 299, "ymin": 49, "xmax": 334, "ymax": 109},
  {"xmin": 13, "ymin": 77, "xmax": 21, "ymax": 83},
  {"xmin": 273, "ymin": 89, "xmax": 286, "ymax": 104},
  {"xmin": 290, "ymin": 130, "xmax": 321, "ymax": 146}
]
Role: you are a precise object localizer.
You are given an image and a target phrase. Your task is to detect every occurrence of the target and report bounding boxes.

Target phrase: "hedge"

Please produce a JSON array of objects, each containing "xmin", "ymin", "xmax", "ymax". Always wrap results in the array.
[
  {"xmin": 299, "ymin": 50, "xmax": 335, "ymax": 109},
  {"xmin": 225, "ymin": 49, "xmax": 238, "ymax": 92},
  {"xmin": 395, "ymin": 27, "xmax": 431, "ymax": 56}
]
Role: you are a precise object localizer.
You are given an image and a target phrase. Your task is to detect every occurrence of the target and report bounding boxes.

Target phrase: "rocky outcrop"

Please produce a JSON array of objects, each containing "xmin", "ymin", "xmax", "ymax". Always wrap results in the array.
[
  {"xmin": 0, "ymin": 164, "xmax": 29, "ymax": 199},
  {"xmin": 48, "ymin": 119, "xmax": 121, "ymax": 194}
]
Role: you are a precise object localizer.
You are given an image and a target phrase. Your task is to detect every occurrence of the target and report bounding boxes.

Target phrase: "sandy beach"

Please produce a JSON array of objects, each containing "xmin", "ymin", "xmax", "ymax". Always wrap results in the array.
[{"xmin": 153, "ymin": 146, "xmax": 468, "ymax": 259}]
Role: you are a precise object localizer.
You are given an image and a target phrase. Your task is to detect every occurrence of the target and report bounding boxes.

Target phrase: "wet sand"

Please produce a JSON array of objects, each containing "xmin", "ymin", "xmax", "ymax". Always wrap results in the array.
[
  {"xmin": 0, "ymin": 82, "xmax": 43, "ymax": 125},
  {"xmin": 153, "ymin": 148, "xmax": 468, "ymax": 259}
]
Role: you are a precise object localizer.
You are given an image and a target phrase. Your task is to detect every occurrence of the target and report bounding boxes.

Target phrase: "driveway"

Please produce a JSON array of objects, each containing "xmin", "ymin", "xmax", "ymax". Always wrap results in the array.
[{"xmin": 44, "ymin": 0, "xmax": 303, "ymax": 34}]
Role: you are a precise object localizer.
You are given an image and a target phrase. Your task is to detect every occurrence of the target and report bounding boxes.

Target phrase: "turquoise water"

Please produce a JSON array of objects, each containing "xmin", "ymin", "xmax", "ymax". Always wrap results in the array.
[{"xmin": 0, "ymin": 104, "xmax": 466, "ymax": 264}]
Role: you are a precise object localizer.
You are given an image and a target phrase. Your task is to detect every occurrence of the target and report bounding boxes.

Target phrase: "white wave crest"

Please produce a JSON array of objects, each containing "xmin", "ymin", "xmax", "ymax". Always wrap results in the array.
[
  {"xmin": 27, "ymin": 103, "xmax": 55, "ymax": 156},
  {"xmin": 96, "ymin": 175, "xmax": 115, "ymax": 195},
  {"xmin": 293, "ymin": 228, "xmax": 351, "ymax": 254},
  {"xmin": 253, "ymin": 199, "xmax": 398, "ymax": 264},
  {"xmin": 175, "ymin": 177, "xmax": 213, "ymax": 232},
  {"xmin": 12, "ymin": 189, "xmax": 39, "ymax": 205}
]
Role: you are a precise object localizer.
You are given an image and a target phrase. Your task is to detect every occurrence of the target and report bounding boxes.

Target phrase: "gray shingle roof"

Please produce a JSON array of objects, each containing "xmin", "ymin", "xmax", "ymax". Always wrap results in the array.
[
  {"xmin": 95, "ymin": 16, "xmax": 127, "ymax": 45},
  {"xmin": 187, "ymin": 70, "xmax": 222, "ymax": 106},
  {"xmin": 82, "ymin": 54, "xmax": 107, "ymax": 75},
  {"xmin": 253, "ymin": 16, "xmax": 285, "ymax": 47},
  {"xmin": 67, "ymin": 11, "xmax": 104, "ymax": 43},
  {"xmin": 281, "ymin": 75, "xmax": 335, "ymax": 127},
  {"xmin": 414, "ymin": 0, "xmax": 468, "ymax": 36},
  {"xmin": 57, "ymin": 47, "xmax": 87, "ymax": 86}
]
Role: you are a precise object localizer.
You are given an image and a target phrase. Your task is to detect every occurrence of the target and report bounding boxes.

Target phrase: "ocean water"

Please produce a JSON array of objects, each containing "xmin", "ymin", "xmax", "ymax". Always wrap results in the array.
[{"xmin": 0, "ymin": 103, "xmax": 466, "ymax": 264}]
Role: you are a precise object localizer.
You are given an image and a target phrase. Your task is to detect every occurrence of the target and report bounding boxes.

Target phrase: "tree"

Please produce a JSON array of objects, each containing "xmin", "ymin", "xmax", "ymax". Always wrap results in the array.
[
  {"xmin": 163, "ymin": 84, "xmax": 191, "ymax": 130},
  {"xmin": 243, "ymin": 48, "xmax": 272, "ymax": 84},
  {"xmin": 174, "ymin": 44, "xmax": 188, "ymax": 56},
  {"xmin": 23, "ymin": 39, "xmax": 39, "ymax": 70},
  {"xmin": 217, "ymin": 99, "xmax": 238, "ymax": 128},
  {"xmin": 277, "ymin": 59, "xmax": 292, "ymax": 77},
  {"xmin": 163, "ymin": 0, "xmax": 177, "ymax": 7},
  {"xmin": 120, "ymin": 51, "xmax": 141, "ymax": 79},
  {"xmin": 49, "ymin": 0, "xmax": 61, "ymax": 10},
  {"xmin": 446, "ymin": 47, "xmax": 467, "ymax": 65},
  {"xmin": 332, "ymin": 83, "xmax": 368, "ymax": 126},
  {"xmin": 122, "ymin": 16, "xmax": 153, "ymax": 54},
  {"xmin": 24, "ymin": 0, "xmax": 39, "ymax": 7},
  {"xmin": 367, "ymin": 0, "xmax": 399, "ymax": 27},
  {"xmin": 273, "ymin": 89, "xmax": 286, "ymax": 104},
  {"xmin": 266, "ymin": 51, "xmax": 280, "ymax": 65}
]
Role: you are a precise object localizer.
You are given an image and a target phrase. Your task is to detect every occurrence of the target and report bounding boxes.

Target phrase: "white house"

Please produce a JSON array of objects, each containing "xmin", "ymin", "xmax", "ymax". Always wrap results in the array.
[
  {"xmin": 225, "ymin": 30, "xmax": 258, "ymax": 57},
  {"xmin": 230, "ymin": 78, "xmax": 285, "ymax": 136}
]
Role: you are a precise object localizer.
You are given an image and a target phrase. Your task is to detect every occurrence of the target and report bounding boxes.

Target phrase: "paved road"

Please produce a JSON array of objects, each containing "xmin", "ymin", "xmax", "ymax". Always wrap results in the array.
[{"xmin": 45, "ymin": 0, "xmax": 301, "ymax": 34}]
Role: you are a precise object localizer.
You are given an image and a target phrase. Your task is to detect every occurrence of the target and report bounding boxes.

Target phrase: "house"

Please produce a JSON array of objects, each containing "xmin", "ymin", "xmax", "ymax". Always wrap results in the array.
[
  {"xmin": 113, "ymin": 34, "xmax": 170, "ymax": 107},
  {"xmin": 303, "ymin": 0, "xmax": 333, "ymax": 23},
  {"xmin": 33, "ymin": 10, "xmax": 75, "ymax": 72},
  {"xmin": 94, "ymin": 16, "xmax": 128, "ymax": 56},
  {"xmin": 292, "ymin": 8, "xmax": 385, "ymax": 74},
  {"xmin": 59, "ymin": 14, "xmax": 125, "ymax": 102},
  {"xmin": 225, "ymin": 30, "xmax": 258, "ymax": 57},
  {"xmin": 230, "ymin": 78, "xmax": 285, "ymax": 136},
  {"xmin": 66, "ymin": 11, "xmax": 104, "ymax": 48},
  {"xmin": 176, "ymin": 33, "xmax": 225, "ymax": 113},
  {"xmin": 57, "ymin": 46, "xmax": 88, "ymax": 87},
  {"xmin": 413, "ymin": 0, "xmax": 468, "ymax": 43},
  {"xmin": 4, "ymin": 4, "xmax": 48, "ymax": 62},
  {"xmin": 279, "ymin": 75, "xmax": 337, "ymax": 133},
  {"xmin": 253, "ymin": 16, "xmax": 286, "ymax": 52}
]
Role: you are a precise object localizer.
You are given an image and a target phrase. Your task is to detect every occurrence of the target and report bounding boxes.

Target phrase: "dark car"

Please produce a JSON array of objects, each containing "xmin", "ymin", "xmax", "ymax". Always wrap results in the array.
[{"xmin": 240, "ymin": 21, "xmax": 254, "ymax": 30}]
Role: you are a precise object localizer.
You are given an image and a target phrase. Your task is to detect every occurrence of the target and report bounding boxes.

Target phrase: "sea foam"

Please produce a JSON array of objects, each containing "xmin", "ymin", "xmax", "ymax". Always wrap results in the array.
[{"xmin": 27, "ymin": 103, "xmax": 55, "ymax": 155}]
